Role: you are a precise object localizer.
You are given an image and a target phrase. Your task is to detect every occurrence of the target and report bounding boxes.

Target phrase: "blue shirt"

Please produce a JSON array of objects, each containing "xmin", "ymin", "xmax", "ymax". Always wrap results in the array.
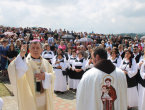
[{"xmin": 48, "ymin": 37, "xmax": 54, "ymax": 45}]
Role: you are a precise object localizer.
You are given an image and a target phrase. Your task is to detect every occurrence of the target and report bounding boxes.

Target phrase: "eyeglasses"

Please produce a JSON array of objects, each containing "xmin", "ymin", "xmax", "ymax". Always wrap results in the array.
[{"xmin": 133, "ymin": 49, "xmax": 137, "ymax": 51}]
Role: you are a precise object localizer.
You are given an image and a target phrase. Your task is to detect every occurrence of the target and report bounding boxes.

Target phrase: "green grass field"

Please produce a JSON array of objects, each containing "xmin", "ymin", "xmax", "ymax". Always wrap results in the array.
[{"xmin": 0, "ymin": 83, "xmax": 10, "ymax": 97}]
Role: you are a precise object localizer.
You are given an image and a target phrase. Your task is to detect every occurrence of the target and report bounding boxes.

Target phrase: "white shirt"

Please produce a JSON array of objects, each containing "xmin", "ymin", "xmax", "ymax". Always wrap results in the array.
[
  {"xmin": 109, "ymin": 57, "xmax": 122, "ymax": 68},
  {"xmin": 119, "ymin": 51, "xmax": 124, "ymax": 55},
  {"xmin": 106, "ymin": 43, "xmax": 112, "ymax": 49},
  {"xmin": 141, "ymin": 42, "xmax": 144, "ymax": 48},
  {"xmin": 72, "ymin": 57, "xmax": 86, "ymax": 71},
  {"xmin": 140, "ymin": 62, "xmax": 145, "ymax": 79},
  {"xmin": 120, "ymin": 58, "xmax": 137, "ymax": 78}
]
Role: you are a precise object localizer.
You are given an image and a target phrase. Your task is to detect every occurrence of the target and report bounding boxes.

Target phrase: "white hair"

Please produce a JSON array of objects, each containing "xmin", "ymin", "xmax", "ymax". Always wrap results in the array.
[
  {"xmin": 60, "ymin": 41, "xmax": 64, "ymax": 44},
  {"xmin": 77, "ymin": 46, "xmax": 80, "ymax": 48},
  {"xmin": 87, "ymin": 45, "xmax": 91, "ymax": 48}
]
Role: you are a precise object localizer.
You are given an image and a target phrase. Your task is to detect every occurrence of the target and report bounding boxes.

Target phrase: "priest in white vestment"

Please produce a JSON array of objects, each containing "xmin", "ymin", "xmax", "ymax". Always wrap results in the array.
[
  {"xmin": 76, "ymin": 47, "xmax": 127, "ymax": 110},
  {"xmin": 139, "ymin": 62, "xmax": 145, "ymax": 110},
  {"xmin": 8, "ymin": 40, "xmax": 55, "ymax": 110}
]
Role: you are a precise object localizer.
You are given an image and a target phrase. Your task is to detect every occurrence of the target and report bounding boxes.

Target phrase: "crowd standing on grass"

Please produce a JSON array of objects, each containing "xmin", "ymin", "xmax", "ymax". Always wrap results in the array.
[{"xmin": 0, "ymin": 26, "xmax": 145, "ymax": 110}]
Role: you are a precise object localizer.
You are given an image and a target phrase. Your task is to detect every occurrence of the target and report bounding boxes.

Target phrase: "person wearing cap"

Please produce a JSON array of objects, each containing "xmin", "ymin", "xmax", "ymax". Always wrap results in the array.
[{"xmin": 8, "ymin": 39, "xmax": 55, "ymax": 110}]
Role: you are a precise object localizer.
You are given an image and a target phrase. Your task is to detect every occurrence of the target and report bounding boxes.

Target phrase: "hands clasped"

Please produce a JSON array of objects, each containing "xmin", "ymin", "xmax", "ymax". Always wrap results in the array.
[{"xmin": 34, "ymin": 70, "xmax": 45, "ymax": 80}]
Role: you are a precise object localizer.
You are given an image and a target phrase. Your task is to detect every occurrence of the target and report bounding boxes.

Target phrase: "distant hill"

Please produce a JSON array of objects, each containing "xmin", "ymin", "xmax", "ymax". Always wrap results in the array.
[{"xmin": 117, "ymin": 33, "xmax": 145, "ymax": 39}]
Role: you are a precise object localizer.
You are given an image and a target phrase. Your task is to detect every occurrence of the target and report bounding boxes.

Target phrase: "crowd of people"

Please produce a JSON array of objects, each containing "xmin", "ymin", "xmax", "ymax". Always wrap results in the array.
[{"xmin": 0, "ymin": 26, "xmax": 145, "ymax": 110}]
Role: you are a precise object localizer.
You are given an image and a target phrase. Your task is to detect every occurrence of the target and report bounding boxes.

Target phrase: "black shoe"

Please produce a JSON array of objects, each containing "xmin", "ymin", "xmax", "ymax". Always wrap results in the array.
[
  {"xmin": 54, "ymin": 91, "xmax": 60, "ymax": 93},
  {"xmin": 128, "ymin": 107, "xmax": 132, "ymax": 110},
  {"xmin": 61, "ymin": 92, "xmax": 64, "ymax": 94},
  {"xmin": 69, "ymin": 88, "xmax": 73, "ymax": 90}
]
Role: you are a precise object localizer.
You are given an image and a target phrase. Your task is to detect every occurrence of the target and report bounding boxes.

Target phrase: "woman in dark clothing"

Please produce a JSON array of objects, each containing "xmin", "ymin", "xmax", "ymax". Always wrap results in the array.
[
  {"xmin": 7, "ymin": 44, "xmax": 17, "ymax": 65},
  {"xmin": 15, "ymin": 39, "xmax": 21, "ymax": 55},
  {"xmin": 0, "ymin": 39, "xmax": 9, "ymax": 76},
  {"xmin": 54, "ymin": 30, "xmax": 58, "ymax": 40},
  {"xmin": 51, "ymin": 42, "xmax": 56, "ymax": 55}
]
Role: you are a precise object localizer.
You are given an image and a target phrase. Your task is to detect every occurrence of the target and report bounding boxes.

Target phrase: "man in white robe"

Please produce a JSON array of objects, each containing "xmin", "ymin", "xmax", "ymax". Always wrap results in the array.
[
  {"xmin": 76, "ymin": 47, "xmax": 127, "ymax": 110},
  {"xmin": 8, "ymin": 40, "xmax": 55, "ymax": 110}
]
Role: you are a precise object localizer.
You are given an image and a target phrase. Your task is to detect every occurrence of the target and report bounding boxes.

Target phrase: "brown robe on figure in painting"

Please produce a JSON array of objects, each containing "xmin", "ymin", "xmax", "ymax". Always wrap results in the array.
[{"xmin": 101, "ymin": 85, "xmax": 117, "ymax": 110}]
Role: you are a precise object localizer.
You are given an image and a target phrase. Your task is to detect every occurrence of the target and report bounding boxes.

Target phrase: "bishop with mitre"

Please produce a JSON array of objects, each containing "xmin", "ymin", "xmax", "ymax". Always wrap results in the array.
[{"xmin": 8, "ymin": 40, "xmax": 55, "ymax": 110}]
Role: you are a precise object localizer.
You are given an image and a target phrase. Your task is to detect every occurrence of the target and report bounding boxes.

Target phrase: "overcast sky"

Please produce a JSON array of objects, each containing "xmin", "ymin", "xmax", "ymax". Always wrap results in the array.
[{"xmin": 0, "ymin": 0, "xmax": 145, "ymax": 34}]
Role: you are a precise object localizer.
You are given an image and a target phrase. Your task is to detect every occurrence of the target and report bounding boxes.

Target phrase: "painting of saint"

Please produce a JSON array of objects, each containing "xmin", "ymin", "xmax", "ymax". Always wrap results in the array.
[{"xmin": 101, "ymin": 78, "xmax": 117, "ymax": 110}]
